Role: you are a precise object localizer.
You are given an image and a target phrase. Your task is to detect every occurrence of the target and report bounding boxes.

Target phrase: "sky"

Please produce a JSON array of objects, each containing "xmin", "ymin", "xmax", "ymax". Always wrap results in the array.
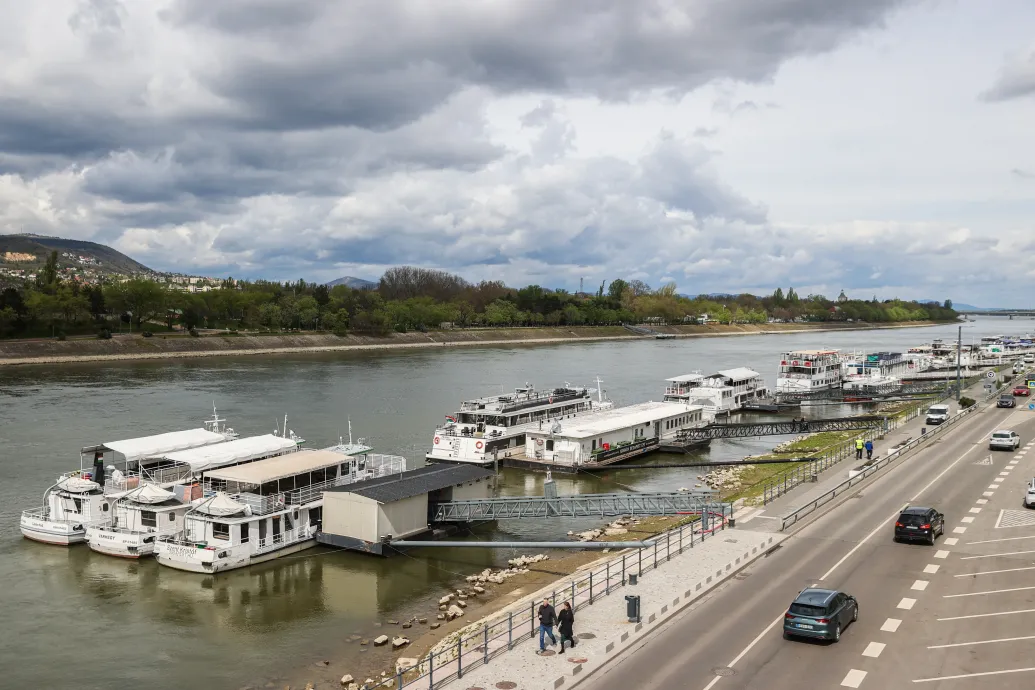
[{"xmin": 1, "ymin": 0, "xmax": 1034, "ymax": 307}]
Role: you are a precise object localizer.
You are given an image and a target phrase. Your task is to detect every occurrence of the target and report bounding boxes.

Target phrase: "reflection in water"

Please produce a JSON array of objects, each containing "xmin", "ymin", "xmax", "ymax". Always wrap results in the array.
[{"xmin": 0, "ymin": 318, "xmax": 1015, "ymax": 689}]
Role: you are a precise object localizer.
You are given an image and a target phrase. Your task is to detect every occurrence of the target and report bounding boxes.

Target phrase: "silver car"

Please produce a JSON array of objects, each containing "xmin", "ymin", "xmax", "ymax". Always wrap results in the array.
[
  {"xmin": 990, "ymin": 430, "xmax": 1021, "ymax": 451},
  {"xmin": 1025, "ymin": 480, "xmax": 1035, "ymax": 509}
]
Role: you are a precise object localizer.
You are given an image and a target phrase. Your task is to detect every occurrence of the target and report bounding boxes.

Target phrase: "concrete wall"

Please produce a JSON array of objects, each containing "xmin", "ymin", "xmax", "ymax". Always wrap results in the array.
[
  {"xmin": 323, "ymin": 492, "xmax": 379, "ymax": 542},
  {"xmin": 376, "ymin": 494, "xmax": 428, "ymax": 540}
]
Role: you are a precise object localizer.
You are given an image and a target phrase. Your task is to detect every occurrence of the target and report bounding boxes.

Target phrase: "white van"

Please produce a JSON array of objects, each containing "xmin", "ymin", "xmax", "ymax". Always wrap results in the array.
[
  {"xmin": 1025, "ymin": 354, "xmax": 1035, "ymax": 364},
  {"xmin": 926, "ymin": 404, "xmax": 950, "ymax": 425}
]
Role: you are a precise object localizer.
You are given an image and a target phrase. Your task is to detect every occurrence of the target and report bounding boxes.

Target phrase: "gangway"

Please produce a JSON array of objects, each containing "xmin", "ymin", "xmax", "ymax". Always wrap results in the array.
[
  {"xmin": 432, "ymin": 490, "xmax": 724, "ymax": 523},
  {"xmin": 669, "ymin": 415, "xmax": 887, "ymax": 444}
]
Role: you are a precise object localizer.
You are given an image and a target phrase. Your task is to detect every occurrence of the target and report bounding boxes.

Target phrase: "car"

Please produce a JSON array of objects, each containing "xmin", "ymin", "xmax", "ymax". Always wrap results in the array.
[
  {"xmin": 1025, "ymin": 354, "xmax": 1035, "ymax": 364},
  {"xmin": 894, "ymin": 506, "xmax": 945, "ymax": 544},
  {"xmin": 783, "ymin": 588, "xmax": 858, "ymax": 642},
  {"xmin": 925, "ymin": 404, "xmax": 950, "ymax": 425},
  {"xmin": 990, "ymin": 430, "xmax": 1021, "ymax": 451},
  {"xmin": 998, "ymin": 394, "xmax": 1016, "ymax": 408},
  {"xmin": 1025, "ymin": 479, "xmax": 1035, "ymax": 509},
  {"xmin": 1014, "ymin": 386, "xmax": 1032, "ymax": 397}
]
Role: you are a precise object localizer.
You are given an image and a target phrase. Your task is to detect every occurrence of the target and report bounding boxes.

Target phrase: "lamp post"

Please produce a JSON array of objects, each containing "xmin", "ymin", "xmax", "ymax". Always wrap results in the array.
[{"xmin": 955, "ymin": 325, "xmax": 962, "ymax": 401}]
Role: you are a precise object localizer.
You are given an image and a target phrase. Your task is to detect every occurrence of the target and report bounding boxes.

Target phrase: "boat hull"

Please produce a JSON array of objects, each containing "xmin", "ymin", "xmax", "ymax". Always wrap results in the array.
[
  {"xmin": 85, "ymin": 527, "xmax": 157, "ymax": 559},
  {"xmin": 20, "ymin": 515, "xmax": 87, "ymax": 545},
  {"xmin": 155, "ymin": 538, "xmax": 318, "ymax": 573}
]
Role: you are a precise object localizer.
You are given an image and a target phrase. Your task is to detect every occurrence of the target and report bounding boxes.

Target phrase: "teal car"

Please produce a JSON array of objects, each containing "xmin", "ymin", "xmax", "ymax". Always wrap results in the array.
[{"xmin": 783, "ymin": 588, "xmax": 858, "ymax": 642}]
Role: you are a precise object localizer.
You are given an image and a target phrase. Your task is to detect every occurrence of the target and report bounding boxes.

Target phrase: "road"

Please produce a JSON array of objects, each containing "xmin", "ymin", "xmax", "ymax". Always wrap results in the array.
[{"xmin": 582, "ymin": 401, "xmax": 1035, "ymax": 690}]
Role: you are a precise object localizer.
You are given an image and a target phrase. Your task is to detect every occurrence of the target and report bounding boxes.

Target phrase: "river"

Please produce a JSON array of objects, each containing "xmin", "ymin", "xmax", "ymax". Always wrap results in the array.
[{"xmin": 0, "ymin": 317, "xmax": 1021, "ymax": 688}]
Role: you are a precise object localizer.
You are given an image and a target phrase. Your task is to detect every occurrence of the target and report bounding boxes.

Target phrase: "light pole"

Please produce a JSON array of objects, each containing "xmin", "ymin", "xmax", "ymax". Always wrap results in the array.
[{"xmin": 955, "ymin": 325, "xmax": 962, "ymax": 401}]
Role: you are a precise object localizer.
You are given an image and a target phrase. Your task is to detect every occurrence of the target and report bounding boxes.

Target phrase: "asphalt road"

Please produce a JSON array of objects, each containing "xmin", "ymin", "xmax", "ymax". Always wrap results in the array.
[{"xmin": 582, "ymin": 401, "xmax": 1035, "ymax": 690}]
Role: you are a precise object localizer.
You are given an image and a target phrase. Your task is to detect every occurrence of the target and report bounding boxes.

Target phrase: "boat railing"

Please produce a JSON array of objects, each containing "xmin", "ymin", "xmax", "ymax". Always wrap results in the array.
[
  {"xmin": 255, "ymin": 528, "xmax": 307, "ymax": 555},
  {"xmin": 21, "ymin": 506, "xmax": 48, "ymax": 520}
]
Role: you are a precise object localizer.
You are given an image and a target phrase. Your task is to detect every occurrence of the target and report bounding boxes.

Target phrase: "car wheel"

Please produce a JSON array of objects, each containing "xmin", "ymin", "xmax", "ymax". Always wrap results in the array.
[
  {"xmin": 832, "ymin": 623, "xmax": 841, "ymax": 643},
  {"xmin": 852, "ymin": 605, "xmax": 859, "ymax": 623},
  {"xmin": 929, "ymin": 532, "xmax": 936, "ymax": 545}
]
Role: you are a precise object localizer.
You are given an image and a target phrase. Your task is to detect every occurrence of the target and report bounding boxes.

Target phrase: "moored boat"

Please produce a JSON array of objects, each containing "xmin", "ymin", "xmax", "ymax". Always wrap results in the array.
[{"xmin": 775, "ymin": 350, "xmax": 843, "ymax": 395}]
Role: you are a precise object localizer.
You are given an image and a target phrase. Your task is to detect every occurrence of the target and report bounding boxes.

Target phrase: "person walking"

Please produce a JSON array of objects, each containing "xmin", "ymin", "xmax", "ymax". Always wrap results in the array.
[
  {"xmin": 537, "ymin": 599, "xmax": 557, "ymax": 653},
  {"xmin": 865, "ymin": 439, "xmax": 874, "ymax": 460},
  {"xmin": 855, "ymin": 438, "xmax": 864, "ymax": 459},
  {"xmin": 558, "ymin": 601, "xmax": 576, "ymax": 652}
]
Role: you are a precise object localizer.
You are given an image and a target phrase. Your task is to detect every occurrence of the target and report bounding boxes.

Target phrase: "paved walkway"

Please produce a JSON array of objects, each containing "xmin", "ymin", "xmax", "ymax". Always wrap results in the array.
[{"xmin": 433, "ymin": 529, "xmax": 783, "ymax": 690}]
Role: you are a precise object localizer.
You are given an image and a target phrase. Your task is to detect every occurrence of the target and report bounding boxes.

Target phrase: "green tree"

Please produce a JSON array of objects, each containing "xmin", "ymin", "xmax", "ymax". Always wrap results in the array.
[
  {"xmin": 107, "ymin": 279, "xmax": 166, "ymax": 328},
  {"xmin": 943, "ymin": 299, "xmax": 953, "ymax": 310},
  {"xmin": 607, "ymin": 279, "xmax": 629, "ymax": 302},
  {"xmin": 36, "ymin": 251, "xmax": 59, "ymax": 291}
]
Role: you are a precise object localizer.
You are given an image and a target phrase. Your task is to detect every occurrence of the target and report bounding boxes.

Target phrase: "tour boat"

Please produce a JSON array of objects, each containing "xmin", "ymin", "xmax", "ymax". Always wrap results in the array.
[
  {"xmin": 842, "ymin": 374, "xmax": 903, "ymax": 401},
  {"xmin": 663, "ymin": 368, "xmax": 769, "ymax": 416},
  {"xmin": 841, "ymin": 351, "xmax": 914, "ymax": 379},
  {"xmin": 775, "ymin": 350, "xmax": 843, "ymax": 394},
  {"xmin": 154, "ymin": 450, "xmax": 405, "ymax": 573},
  {"xmin": 20, "ymin": 410, "xmax": 238, "ymax": 546},
  {"xmin": 426, "ymin": 379, "xmax": 614, "ymax": 466}
]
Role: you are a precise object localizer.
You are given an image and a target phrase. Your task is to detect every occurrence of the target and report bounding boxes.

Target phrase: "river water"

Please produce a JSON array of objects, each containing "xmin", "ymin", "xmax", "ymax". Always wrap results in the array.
[{"xmin": 0, "ymin": 317, "xmax": 1020, "ymax": 688}]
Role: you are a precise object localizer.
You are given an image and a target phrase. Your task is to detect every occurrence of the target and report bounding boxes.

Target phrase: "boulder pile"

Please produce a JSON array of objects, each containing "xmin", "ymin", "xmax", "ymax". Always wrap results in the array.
[
  {"xmin": 701, "ymin": 465, "xmax": 748, "ymax": 491},
  {"xmin": 463, "ymin": 564, "xmax": 532, "ymax": 585}
]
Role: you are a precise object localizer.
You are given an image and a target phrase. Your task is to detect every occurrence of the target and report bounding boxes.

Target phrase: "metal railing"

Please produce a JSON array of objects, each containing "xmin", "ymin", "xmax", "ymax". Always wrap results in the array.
[
  {"xmin": 779, "ymin": 403, "xmax": 979, "ymax": 531},
  {"xmin": 376, "ymin": 507, "xmax": 732, "ymax": 690},
  {"xmin": 760, "ymin": 407, "xmax": 919, "ymax": 505}
]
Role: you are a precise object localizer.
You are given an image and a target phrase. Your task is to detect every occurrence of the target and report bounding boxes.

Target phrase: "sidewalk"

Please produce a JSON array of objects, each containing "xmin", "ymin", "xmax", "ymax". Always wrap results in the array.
[{"xmin": 434, "ymin": 529, "xmax": 783, "ymax": 690}]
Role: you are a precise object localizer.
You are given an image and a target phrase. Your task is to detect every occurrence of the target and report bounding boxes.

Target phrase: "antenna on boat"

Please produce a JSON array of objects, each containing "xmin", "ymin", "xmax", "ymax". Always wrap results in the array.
[
  {"xmin": 595, "ymin": 376, "xmax": 604, "ymax": 402},
  {"xmin": 348, "ymin": 418, "xmax": 354, "ymax": 445}
]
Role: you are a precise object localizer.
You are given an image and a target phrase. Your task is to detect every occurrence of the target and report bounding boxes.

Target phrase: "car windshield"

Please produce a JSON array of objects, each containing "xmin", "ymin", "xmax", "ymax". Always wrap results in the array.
[
  {"xmin": 899, "ymin": 513, "xmax": 928, "ymax": 526},
  {"xmin": 992, "ymin": 432, "xmax": 1012, "ymax": 439},
  {"xmin": 788, "ymin": 603, "xmax": 826, "ymax": 617},
  {"xmin": 928, "ymin": 407, "xmax": 948, "ymax": 414}
]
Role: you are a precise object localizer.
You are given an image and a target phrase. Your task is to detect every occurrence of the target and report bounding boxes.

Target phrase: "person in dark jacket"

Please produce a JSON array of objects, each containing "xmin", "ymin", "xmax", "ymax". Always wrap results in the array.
[
  {"xmin": 537, "ymin": 599, "xmax": 557, "ymax": 652},
  {"xmin": 865, "ymin": 439, "xmax": 874, "ymax": 459},
  {"xmin": 558, "ymin": 601, "xmax": 576, "ymax": 651}
]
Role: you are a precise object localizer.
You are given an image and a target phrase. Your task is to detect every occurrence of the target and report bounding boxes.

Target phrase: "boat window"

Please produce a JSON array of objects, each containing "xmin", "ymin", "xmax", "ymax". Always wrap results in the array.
[
  {"xmin": 102, "ymin": 503, "xmax": 109, "ymax": 512},
  {"xmin": 141, "ymin": 510, "xmax": 157, "ymax": 528},
  {"xmin": 284, "ymin": 513, "xmax": 293, "ymax": 531},
  {"xmin": 239, "ymin": 525, "xmax": 249, "ymax": 543},
  {"xmin": 212, "ymin": 523, "xmax": 230, "ymax": 541},
  {"xmin": 168, "ymin": 513, "xmax": 175, "ymax": 523},
  {"xmin": 258, "ymin": 519, "xmax": 267, "ymax": 540},
  {"xmin": 546, "ymin": 440, "xmax": 555, "ymax": 451}
]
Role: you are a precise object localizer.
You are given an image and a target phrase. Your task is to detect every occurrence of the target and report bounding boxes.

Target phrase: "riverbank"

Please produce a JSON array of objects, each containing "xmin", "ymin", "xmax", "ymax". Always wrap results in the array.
[{"xmin": 0, "ymin": 320, "xmax": 946, "ymax": 366}]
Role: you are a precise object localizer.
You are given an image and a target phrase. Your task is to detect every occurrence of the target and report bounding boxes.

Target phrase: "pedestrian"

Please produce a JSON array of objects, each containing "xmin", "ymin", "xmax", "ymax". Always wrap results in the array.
[
  {"xmin": 865, "ymin": 439, "xmax": 874, "ymax": 460},
  {"xmin": 537, "ymin": 599, "xmax": 557, "ymax": 653},
  {"xmin": 855, "ymin": 437, "xmax": 864, "ymax": 459},
  {"xmin": 558, "ymin": 601, "xmax": 576, "ymax": 651}
]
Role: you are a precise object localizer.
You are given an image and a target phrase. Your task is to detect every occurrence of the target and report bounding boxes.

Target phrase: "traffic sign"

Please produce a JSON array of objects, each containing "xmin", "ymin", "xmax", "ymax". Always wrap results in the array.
[
  {"xmin": 1029, "ymin": 381, "xmax": 1035, "ymax": 389},
  {"xmin": 986, "ymin": 371, "xmax": 996, "ymax": 379},
  {"xmin": 1029, "ymin": 402, "xmax": 1034, "ymax": 411}
]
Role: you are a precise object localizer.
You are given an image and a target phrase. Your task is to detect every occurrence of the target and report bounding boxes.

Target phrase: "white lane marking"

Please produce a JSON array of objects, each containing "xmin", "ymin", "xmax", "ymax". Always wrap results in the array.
[
  {"xmin": 914, "ymin": 667, "xmax": 1035, "ymax": 683},
  {"xmin": 912, "ymin": 580, "xmax": 929, "ymax": 591},
  {"xmin": 924, "ymin": 564, "xmax": 940, "ymax": 574},
  {"xmin": 953, "ymin": 527, "xmax": 967, "ymax": 534},
  {"xmin": 934, "ymin": 550, "xmax": 949, "ymax": 559},
  {"xmin": 929, "ymin": 635, "xmax": 1035, "ymax": 649},
  {"xmin": 944, "ymin": 538, "xmax": 959, "ymax": 546},
  {"xmin": 961, "ymin": 517, "xmax": 975, "ymax": 523},
  {"xmin": 1000, "ymin": 471, "xmax": 1011, "ymax": 476},
  {"xmin": 977, "ymin": 499, "xmax": 989, "ymax": 504},
  {"xmin": 993, "ymin": 478, "xmax": 1005, "ymax": 483},
  {"xmin": 945, "ymin": 585, "xmax": 1035, "ymax": 598},
  {"xmin": 881, "ymin": 618, "xmax": 901, "ymax": 632},
  {"xmin": 862, "ymin": 641, "xmax": 885, "ymax": 658},
  {"xmin": 700, "ymin": 612, "xmax": 783, "ymax": 690},
  {"xmin": 956, "ymin": 565, "xmax": 1035, "ymax": 578},
  {"xmin": 841, "ymin": 669, "xmax": 867, "ymax": 688},
  {"xmin": 1009, "ymin": 460, "xmax": 1019, "ymax": 465},
  {"xmin": 970, "ymin": 507, "xmax": 982, "ymax": 514},
  {"xmin": 989, "ymin": 484, "xmax": 1000, "ymax": 490},
  {"xmin": 938, "ymin": 607, "xmax": 1035, "ymax": 621},
  {"xmin": 983, "ymin": 491, "xmax": 995, "ymax": 497},
  {"xmin": 960, "ymin": 549, "xmax": 1035, "ymax": 560},
  {"xmin": 967, "ymin": 535, "xmax": 1035, "ymax": 545},
  {"xmin": 898, "ymin": 597, "xmax": 916, "ymax": 610}
]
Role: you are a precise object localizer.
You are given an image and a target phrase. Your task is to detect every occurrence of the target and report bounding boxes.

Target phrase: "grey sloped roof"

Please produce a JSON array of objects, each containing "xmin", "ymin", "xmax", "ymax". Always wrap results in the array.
[{"xmin": 329, "ymin": 464, "xmax": 495, "ymax": 503}]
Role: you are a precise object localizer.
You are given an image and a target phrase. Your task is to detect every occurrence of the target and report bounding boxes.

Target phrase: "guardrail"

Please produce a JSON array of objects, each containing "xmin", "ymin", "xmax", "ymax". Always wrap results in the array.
[{"xmin": 379, "ymin": 507, "xmax": 732, "ymax": 690}]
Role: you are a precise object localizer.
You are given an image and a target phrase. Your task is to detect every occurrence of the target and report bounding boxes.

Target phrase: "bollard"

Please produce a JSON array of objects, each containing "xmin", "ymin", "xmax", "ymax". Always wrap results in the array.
[
  {"xmin": 629, "ymin": 573, "xmax": 638, "ymax": 586},
  {"xmin": 625, "ymin": 594, "xmax": 641, "ymax": 623}
]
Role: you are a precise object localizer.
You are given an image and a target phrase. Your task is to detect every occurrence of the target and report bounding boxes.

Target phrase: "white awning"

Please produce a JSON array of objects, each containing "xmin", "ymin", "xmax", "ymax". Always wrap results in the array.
[
  {"xmin": 716, "ymin": 367, "xmax": 761, "ymax": 381},
  {"xmin": 101, "ymin": 428, "xmax": 229, "ymax": 463},
  {"xmin": 194, "ymin": 493, "xmax": 248, "ymax": 517},
  {"xmin": 124, "ymin": 483, "xmax": 177, "ymax": 505},
  {"xmin": 56, "ymin": 476, "xmax": 100, "ymax": 493},
  {"xmin": 155, "ymin": 434, "xmax": 298, "ymax": 473},
  {"xmin": 204, "ymin": 449, "xmax": 346, "ymax": 485}
]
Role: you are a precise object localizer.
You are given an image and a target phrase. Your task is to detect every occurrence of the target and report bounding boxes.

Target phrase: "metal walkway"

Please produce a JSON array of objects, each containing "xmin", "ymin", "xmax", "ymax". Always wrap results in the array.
[
  {"xmin": 432, "ymin": 491, "xmax": 723, "ymax": 522},
  {"xmin": 672, "ymin": 415, "xmax": 887, "ymax": 443}
]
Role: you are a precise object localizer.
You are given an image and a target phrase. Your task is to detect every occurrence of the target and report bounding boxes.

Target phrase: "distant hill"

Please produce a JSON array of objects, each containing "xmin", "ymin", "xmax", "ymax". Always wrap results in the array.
[
  {"xmin": 0, "ymin": 234, "xmax": 153, "ymax": 275},
  {"xmin": 951, "ymin": 303, "xmax": 1001, "ymax": 312},
  {"xmin": 325, "ymin": 275, "xmax": 377, "ymax": 290}
]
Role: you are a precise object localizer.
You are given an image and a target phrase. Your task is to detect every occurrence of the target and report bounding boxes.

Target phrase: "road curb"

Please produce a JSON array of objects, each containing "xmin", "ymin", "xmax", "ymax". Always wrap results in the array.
[{"xmin": 553, "ymin": 535, "xmax": 782, "ymax": 689}]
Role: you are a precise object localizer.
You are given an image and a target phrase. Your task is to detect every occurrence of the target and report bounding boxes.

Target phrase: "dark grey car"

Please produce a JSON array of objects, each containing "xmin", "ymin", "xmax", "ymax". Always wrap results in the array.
[{"xmin": 783, "ymin": 588, "xmax": 858, "ymax": 642}]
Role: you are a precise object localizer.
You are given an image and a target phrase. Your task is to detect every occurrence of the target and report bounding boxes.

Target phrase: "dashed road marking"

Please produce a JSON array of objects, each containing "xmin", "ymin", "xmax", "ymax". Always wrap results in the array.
[
  {"xmin": 934, "ymin": 550, "xmax": 949, "ymax": 559},
  {"xmin": 962, "ymin": 517, "xmax": 975, "ymax": 523},
  {"xmin": 977, "ymin": 499, "xmax": 989, "ymax": 504},
  {"xmin": 881, "ymin": 617, "xmax": 901, "ymax": 632},
  {"xmin": 970, "ymin": 507, "xmax": 983, "ymax": 513},
  {"xmin": 1000, "ymin": 471, "xmax": 1012, "ymax": 476},
  {"xmin": 924, "ymin": 564, "xmax": 940, "ymax": 574},
  {"xmin": 912, "ymin": 580, "xmax": 929, "ymax": 591},
  {"xmin": 983, "ymin": 491, "xmax": 995, "ymax": 497},
  {"xmin": 989, "ymin": 484, "xmax": 1000, "ymax": 490},
  {"xmin": 961, "ymin": 549, "xmax": 1035, "ymax": 560},
  {"xmin": 841, "ymin": 669, "xmax": 867, "ymax": 688},
  {"xmin": 862, "ymin": 641, "xmax": 885, "ymax": 658},
  {"xmin": 944, "ymin": 538, "xmax": 959, "ymax": 546},
  {"xmin": 953, "ymin": 527, "xmax": 967, "ymax": 534},
  {"xmin": 897, "ymin": 597, "xmax": 916, "ymax": 610}
]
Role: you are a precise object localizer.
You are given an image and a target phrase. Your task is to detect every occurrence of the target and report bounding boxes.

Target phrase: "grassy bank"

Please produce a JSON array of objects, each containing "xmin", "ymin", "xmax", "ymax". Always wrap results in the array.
[{"xmin": 0, "ymin": 320, "xmax": 945, "ymax": 366}]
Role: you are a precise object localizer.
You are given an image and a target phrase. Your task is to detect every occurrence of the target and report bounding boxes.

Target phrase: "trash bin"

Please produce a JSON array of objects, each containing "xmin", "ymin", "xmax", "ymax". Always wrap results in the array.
[
  {"xmin": 625, "ymin": 594, "xmax": 641, "ymax": 623},
  {"xmin": 921, "ymin": 427, "xmax": 926, "ymax": 436},
  {"xmin": 628, "ymin": 573, "xmax": 638, "ymax": 586}
]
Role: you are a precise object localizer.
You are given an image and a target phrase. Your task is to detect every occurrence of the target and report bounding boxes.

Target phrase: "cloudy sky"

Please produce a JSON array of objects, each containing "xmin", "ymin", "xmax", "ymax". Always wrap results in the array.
[{"xmin": 1, "ymin": 0, "xmax": 1034, "ymax": 306}]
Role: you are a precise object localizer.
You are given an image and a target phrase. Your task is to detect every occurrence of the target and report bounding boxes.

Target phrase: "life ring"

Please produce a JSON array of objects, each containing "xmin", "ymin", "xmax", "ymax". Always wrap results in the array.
[
  {"xmin": 434, "ymin": 436, "xmax": 440, "ymax": 445},
  {"xmin": 536, "ymin": 438, "xmax": 544, "ymax": 446},
  {"xmin": 475, "ymin": 441, "xmax": 484, "ymax": 450}
]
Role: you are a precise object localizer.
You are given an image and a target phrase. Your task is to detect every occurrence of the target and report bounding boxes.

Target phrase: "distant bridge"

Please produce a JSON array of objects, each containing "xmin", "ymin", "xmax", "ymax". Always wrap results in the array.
[{"xmin": 963, "ymin": 311, "xmax": 1035, "ymax": 317}]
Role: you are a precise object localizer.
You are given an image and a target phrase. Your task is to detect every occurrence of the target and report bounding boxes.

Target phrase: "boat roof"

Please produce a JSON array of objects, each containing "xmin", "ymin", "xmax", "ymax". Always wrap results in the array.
[
  {"xmin": 154, "ymin": 434, "xmax": 298, "ymax": 472},
  {"xmin": 204, "ymin": 449, "xmax": 346, "ymax": 485},
  {"xmin": 783, "ymin": 350, "xmax": 838, "ymax": 356},
  {"xmin": 714, "ymin": 367, "xmax": 760, "ymax": 381},
  {"xmin": 90, "ymin": 429, "xmax": 229, "ymax": 462},
  {"xmin": 532, "ymin": 401, "xmax": 699, "ymax": 439},
  {"xmin": 329, "ymin": 464, "xmax": 493, "ymax": 504},
  {"xmin": 665, "ymin": 373, "xmax": 705, "ymax": 383}
]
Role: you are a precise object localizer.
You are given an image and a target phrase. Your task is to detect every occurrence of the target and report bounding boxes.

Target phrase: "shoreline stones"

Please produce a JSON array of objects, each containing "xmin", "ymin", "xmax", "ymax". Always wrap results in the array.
[
  {"xmin": 373, "ymin": 635, "xmax": 389, "ymax": 647},
  {"xmin": 391, "ymin": 636, "xmax": 410, "ymax": 649}
]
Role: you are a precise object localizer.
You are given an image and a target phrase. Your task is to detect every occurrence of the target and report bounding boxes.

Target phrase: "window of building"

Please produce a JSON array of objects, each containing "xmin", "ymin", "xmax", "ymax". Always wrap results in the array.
[
  {"xmin": 213, "ymin": 523, "xmax": 230, "ymax": 541},
  {"xmin": 141, "ymin": 511, "xmax": 157, "ymax": 528}
]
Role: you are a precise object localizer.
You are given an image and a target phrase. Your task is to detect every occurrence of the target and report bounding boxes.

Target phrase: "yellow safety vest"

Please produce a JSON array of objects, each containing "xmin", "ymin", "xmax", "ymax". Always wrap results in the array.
[{"xmin": 855, "ymin": 439, "xmax": 864, "ymax": 449}]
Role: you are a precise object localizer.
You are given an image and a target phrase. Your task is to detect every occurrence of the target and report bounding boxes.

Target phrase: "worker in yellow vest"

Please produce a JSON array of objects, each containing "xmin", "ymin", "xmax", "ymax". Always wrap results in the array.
[{"xmin": 855, "ymin": 438, "xmax": 864, "ymax": 459}]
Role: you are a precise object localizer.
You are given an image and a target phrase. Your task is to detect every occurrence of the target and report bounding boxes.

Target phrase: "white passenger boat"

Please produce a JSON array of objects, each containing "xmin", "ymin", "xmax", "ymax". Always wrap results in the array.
[
  {"xmin": 841, "ymin": 351, "xmax": 913, "ymax": 379},
  {"xmin": 86, "ymin": 433, "xmax": 302, "ymax": 559},
  {"xmin": 20, "ymin": 411, "xmax": 237, "ymax": 546},
  {"xmin": 842, "ymin": 374, "xmax": 903, "ymax": 400},
  {"xmin": 426, "ymin": 379, "xmax": 613, "ymax": 466},
  {"xmin": 663, "ymin": 368, "xmax": 769, "ymax": 416},
  {"xmin": 775, "ymin": 350, "xmax": 843, "ymax": 394},
  {"xmin": 154, "ymin": 450, "xmax": 405, "ymax": 573}
]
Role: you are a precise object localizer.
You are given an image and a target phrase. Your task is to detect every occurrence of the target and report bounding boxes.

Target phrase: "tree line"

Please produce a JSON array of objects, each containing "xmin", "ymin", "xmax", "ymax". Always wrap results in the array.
[{"xmin": 0, "ymin": 256, "xmax": 959, "ymax": 339}]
